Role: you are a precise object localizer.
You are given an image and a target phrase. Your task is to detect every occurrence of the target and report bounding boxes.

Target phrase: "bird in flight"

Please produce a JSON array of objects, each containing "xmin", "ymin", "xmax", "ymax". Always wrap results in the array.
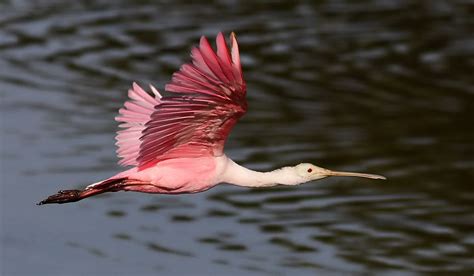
[{"xmin": 39, "ymin": 32, "xmax": 385, "ymax": 205}]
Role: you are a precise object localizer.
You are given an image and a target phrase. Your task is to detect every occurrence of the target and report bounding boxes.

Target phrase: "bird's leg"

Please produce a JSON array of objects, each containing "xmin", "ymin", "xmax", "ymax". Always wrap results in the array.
[{"xmin": 38, "ymin": 178, "xmax": 129, "ymax": 205}]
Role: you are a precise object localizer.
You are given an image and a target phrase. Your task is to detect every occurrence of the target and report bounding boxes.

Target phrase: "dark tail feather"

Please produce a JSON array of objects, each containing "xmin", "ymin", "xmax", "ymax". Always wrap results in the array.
[{"xmin": 38, "ymin": 178, "xmax": 127, "ymax": 205}]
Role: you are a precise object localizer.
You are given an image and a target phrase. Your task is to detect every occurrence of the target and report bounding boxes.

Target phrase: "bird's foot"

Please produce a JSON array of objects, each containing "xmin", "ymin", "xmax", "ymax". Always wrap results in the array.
[{"xmin": 37, "ymin": 190, "xmax": 82, "ymax": 205}]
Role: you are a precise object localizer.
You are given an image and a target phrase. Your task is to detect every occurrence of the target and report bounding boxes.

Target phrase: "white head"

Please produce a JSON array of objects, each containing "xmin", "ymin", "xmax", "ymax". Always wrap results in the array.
[
  {"xmin": 294, "ymin": 163, "xmax": 332, "ymax": 182},
  {"xmin": 280, "ymin": 163, "xmax": 386, "ymax": 186}
]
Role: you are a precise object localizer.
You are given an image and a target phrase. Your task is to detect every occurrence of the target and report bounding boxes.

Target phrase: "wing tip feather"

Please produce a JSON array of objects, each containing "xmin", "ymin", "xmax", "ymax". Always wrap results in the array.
[{"xmin": 230, "ymin": 32, "xmax": 241, "ymax": 71}]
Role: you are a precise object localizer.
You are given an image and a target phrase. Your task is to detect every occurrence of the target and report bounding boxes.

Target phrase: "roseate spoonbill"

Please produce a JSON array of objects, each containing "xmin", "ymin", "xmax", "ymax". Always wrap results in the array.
[{"xmin": 39, "ymin": 32, "xmax": 385, "ymax": 205}]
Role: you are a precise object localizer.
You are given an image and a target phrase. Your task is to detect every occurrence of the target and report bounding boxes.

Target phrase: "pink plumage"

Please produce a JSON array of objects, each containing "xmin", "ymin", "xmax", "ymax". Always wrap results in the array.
[
  {"xmin": 39, "ymin": 32, "xmax": 385, "ymax": 205},
  {"xmin": 109, "ymin": 32, "xmax": 247, "ymax": 192},
  {"xmin": 138, "ymin": 33, "xmax": 246, "ymax": 168},
  {"xmin": 116, "ymin": 32, "xmax": 246, "ymax": 170},
  {"xmin": 115, "ymin": 83, "xmax": 162, "ymax": 166}
]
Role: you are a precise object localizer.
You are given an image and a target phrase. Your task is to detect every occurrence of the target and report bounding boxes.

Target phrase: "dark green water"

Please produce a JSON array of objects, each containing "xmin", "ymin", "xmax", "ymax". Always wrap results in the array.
[{"xmin": 1, "ymin": 1, "xmax": 473, "ymax": 275}]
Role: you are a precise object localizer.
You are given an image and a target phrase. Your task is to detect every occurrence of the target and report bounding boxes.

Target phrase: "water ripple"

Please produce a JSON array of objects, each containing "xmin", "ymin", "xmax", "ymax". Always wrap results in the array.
[{"xmin": 2, "ymin": 0, "xmax": 473, "ymax": 275}]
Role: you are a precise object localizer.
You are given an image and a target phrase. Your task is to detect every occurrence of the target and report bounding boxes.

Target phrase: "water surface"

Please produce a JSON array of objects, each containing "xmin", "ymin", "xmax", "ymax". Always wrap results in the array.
[{"xmin": 1, "ymin": 1, "xmax": 473, "ymax": 275}]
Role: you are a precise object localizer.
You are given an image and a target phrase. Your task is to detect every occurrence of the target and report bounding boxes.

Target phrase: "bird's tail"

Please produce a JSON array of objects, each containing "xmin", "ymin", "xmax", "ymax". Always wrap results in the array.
[{"xmin": 37, "ymin": 178, "xmax": 127, "ymax": 205}]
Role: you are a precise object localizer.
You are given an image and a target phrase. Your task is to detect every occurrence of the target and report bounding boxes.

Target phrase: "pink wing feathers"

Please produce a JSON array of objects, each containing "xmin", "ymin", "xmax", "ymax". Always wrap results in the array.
[
  {"xmin": 115, "ymin": 32, "xmax": 247, "ymax": 169},
  {"xmin": 115, "ymin": 83, "xmax": 162, "ymax": 166}
]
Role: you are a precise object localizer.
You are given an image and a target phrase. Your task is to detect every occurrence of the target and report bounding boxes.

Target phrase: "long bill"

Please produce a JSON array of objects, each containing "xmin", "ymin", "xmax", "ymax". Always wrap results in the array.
[{"xmin": 325, "ymin": 170, "xmax": 386, "ymax": 180}]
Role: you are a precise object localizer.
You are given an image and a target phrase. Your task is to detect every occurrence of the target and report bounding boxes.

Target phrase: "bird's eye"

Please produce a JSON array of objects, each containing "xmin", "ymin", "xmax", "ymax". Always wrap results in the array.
[{"xmin": 307, "ymin": 168, "xmax": 313, "ymax": 173}]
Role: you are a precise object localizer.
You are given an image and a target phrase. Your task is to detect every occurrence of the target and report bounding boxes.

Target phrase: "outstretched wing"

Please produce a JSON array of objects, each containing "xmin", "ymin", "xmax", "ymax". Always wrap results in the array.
[{"xmin": 115, "ymin": 32, "xmax": 247, "ymax": 169}]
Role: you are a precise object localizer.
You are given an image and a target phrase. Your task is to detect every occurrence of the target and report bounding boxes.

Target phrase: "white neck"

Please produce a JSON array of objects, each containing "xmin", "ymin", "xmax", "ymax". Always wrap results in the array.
[{"xmin": 219, "ymin": 158, "xmax": 303, "ymax": 188}]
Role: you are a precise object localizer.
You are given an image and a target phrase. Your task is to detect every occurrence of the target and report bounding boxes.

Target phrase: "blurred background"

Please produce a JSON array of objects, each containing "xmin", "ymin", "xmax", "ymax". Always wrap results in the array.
[{"xmin": 1, "ymin": 0, "xmax": 473, "ymax": 275}]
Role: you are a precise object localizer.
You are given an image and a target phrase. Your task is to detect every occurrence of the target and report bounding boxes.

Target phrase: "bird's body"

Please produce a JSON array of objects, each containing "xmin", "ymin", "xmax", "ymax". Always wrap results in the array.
[
  {"xmin": 99, "ymin": 156, "xmax": 220, "ymax": 194},
  {"xmin": 39, "ymin": 32, "xmax": 385, "ymax": 205}
]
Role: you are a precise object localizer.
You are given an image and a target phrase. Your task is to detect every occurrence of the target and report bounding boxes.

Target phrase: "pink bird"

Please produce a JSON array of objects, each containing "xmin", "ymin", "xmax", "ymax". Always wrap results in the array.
[{"xmin": 39, "ymin": 33, "xmax": 385, "ymax": 205}]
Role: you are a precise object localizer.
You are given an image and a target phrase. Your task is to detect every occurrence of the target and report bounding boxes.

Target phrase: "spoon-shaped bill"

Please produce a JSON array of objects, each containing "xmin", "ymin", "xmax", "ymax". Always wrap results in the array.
[{"xmin": 326, "ymin": 170, "xmax": 386, "ymax": 180}]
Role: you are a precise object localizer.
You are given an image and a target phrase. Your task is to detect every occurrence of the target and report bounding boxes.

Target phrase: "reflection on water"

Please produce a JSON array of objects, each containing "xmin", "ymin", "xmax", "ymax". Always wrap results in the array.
[{"xmin": 1, "ymin": 0, "xmax": 473, "ymax": 275}]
